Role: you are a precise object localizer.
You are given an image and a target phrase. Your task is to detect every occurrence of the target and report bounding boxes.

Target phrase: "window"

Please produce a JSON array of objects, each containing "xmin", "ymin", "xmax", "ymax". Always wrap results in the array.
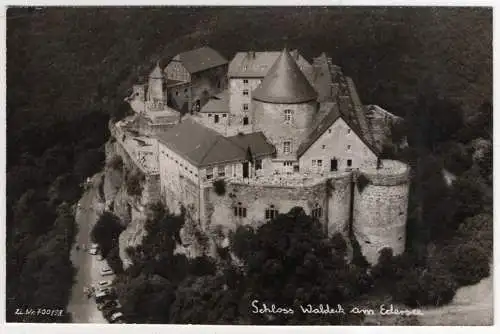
[
  {"xmin": 283, "ymin": 161, "xmax": 293, "ymax": 167},
  {"xmin": 218, "ymin": 165, "xmax": 225, "ymax": 177},
  {"xmin": 347, "ymin": 159, "xmax": 352, "ymax": 167},
  {"xmin": 283, "ymin": 141, "xmax": 291, "ymax": 154},
  {"xmin": 328, "ymin": 129, "xmax": 332, "ymax": 134},
  {"xmin": 312, "ymin": 204, "xmax": 323, "ymax": 219},
  {"xmin": 317, "ymin": 160, "xmax": 323, "ymax": 167},
  {"xmin": 243, "ymin": 103, "xmax": 249, "ymax": 111},
  {"xmin": 214, "ymin": 114, "xmax": 220, "ymax": 123},
  {"xmin": 233, "ymin": 202, "xmax": 247, "ymax": 217},
  {"xmin": 255, "ymin": 159, "xmax": 262, "ymax": 170},
  {"xmin": 284, "ymin": 109, "xmax": 293, "ymax": 123},
  {"xmin": 243, "ymin": 79, "xmax": 249, "ymax": 84},
  {"xmin": 175, "ymin": 91, "xmax": 179, "ymax": 96},
  {"xmin": 347, "ymin": 145, "xmax": 351, "ymax": 150},
  {"xmin": 243, "ymin": 116, "xmax": 249, "ymax": 125},
  {"xmin": 208, "ymin": 113, "xmax": 212, "ymax": 117},
  {"xmin": 243, "ymin": 89, "xmax": 249, "ymax": 96},
  {"xmin": 222, "ymin": 114, "xmax": 227, "ymax": 118},
  {"xmin": 347, "ymin": 128, "xmax": 351, "ymax": 134},
  {"xmin": 206, "ymin": 167, "xmax": 214, "ymax": 180},
  {"xmin": 312, "ymin": 160, "xmax": 317, "ymax": 167},
  {"xmin": 265, "ymin": 205, "xmax": 279, "ymax": 221},
  {"xmin": 322, "ymin": 145, "xmax": 326, "ymax": 149}
]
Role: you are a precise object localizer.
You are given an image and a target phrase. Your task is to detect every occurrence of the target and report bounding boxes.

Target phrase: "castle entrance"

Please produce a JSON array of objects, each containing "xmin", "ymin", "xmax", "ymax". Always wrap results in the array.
[{"xmin": 330, "ymin": 158, "xmax": 338, "ymax": 171}]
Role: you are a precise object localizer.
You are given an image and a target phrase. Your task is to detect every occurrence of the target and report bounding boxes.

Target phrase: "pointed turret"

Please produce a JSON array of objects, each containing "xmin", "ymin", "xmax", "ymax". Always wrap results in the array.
[
  {"xmin": 253, "ymin": 48, "xmax": 317, "ymax": 104},
  {"xmin": 147, "ymin": 61, "xmax": 165, "ymax": 104}
]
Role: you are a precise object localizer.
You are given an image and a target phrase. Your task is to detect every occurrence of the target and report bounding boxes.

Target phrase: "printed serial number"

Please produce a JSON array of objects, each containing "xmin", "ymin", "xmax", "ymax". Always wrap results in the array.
[{"xmin": 15, "ymin": 308, "xmax": 64, "ymax": 317}]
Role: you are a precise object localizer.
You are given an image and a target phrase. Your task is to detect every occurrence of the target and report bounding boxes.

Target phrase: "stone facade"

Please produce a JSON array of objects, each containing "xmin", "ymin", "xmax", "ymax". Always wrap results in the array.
[
  {"xmin": 352, "ymin": 160, "xmax": 410, "ymax": 264},
  {"xmin": 253, "ymin": 100, "xmax": 317, "ymax": 160},
  {"xmin": 166, "ymin": 64, "xmax": 228, "ymax": 113},
  {"xmin": 299, "ymin": 117, "xmax": 378, "ymax": 173},
  {"xmin": 229, "ymin": 78, "xmax": 262, "ymax": 133}
]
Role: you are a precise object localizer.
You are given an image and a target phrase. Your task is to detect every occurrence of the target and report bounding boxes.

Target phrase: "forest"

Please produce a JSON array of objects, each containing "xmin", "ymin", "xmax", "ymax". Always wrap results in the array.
[{"xmin": 6, "ymin": 7, "xmax": 492, "ymax": 323}]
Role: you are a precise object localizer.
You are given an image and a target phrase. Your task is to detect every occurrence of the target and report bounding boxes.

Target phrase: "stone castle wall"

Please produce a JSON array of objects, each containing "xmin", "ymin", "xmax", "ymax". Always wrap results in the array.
[
  {"xmin": 203, "ymin": 181, "xmax": 328, "ymax": 234},
  {"xmin": 326, "ymin": 172, "xmax": 353, "ymax": 237},
  {"xmin": 352, "ymin": 160, "xmax": 410, "ymax": 264}
]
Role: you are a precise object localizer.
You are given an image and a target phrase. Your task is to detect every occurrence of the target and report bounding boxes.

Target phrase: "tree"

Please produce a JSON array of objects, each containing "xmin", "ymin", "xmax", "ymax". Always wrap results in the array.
[
  {"xmin": 456, "ymin": 213, "xmax": 493, "ymax": 255},
  {"xmin": 241, "ymin": 207, "xmax": 367, "ymax": 324},
  {"xmin": 393, "ymin": 266, "xmax": 457, "ymax": 307},
  {"xmin": 73, "ymin": 148, "xmax": 105, "ymax": 181},
  {"xmin": 445, "ymin": 243, "xmax": 490, "ymax": 286},
  {"xmin": 107, "ymin": 155, "xmax": 124, "ymax": 170},
  {"xmin": 126, "ymin": 172, "xmax": 144, "ymax": 196},
  {"xmin": 451, "ymin": 167, "xmax": 485, "ymax": 223},
  {"xmin": 169, "ymin": 274, "xmax": 245, "ymax": 324},
  {"xmin": 90, "ymin": 211, "xmax": 124, "ymax": 257}
]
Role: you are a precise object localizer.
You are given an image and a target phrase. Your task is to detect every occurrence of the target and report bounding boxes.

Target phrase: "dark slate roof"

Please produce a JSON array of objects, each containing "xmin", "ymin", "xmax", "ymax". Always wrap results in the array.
[
  {"xmin": 253, "ymin": 48, "xmax": 318, "ymax": 104},
  {"xmin": 227, "ymin": 132, "xmax": 276, "ymax": 159},
  {"xmin": 296, "ymin": 100, "xmax": 380, "ymax": 158},
  {"xmin": 156, "ymin": 118, "xmax": 274, "ymax": 168},
  {"xmin": 172, "ymin": 46, "xmax": 228, "ymax": 74},
  {"xmin": 200, "ymin": 90, "xmax": 229, "ymax": 114},
  {"xmin": 228, "ymin": 50, "xmax": 313, "ymax": 80}
]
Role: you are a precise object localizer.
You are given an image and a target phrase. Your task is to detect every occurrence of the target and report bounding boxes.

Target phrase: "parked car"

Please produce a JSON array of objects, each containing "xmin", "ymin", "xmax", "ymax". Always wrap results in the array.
[
  {"xmin": 97, "ymin": 287, "xmax": 116, "ymax": 296},
  {"xmin": 95, "ymin": 290, "xmax": 114, "ymax": 304},
  {"xmin": 100, "ymin": 266, "xmax": 114, "ymax": 277},
  {"xmin": 88, "ymin": 244, "xmax": 99, "ymax": 255},
  {"xmin": 95, "ymin": 280, "xmax": 112, "ymax": 290},
  {"xmin": 109, "ymin": 312, "xmax": 125, "ymax": 324},
  {"xmin": 97, "ymin": 299, "xmax": 121, "ymax": 311}
]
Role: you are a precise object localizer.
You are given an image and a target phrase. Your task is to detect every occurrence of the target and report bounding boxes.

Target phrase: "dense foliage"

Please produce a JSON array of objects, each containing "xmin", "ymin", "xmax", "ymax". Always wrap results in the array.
[{"xmin": 6, "ymin": 7, "xmax": 491, "ymax": 324}]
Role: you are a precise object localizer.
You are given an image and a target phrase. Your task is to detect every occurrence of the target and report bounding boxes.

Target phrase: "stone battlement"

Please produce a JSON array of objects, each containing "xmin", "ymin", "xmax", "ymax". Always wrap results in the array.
[{"xmin": 358, "ymin": 159, "xmax": 410, "ymax": 186}]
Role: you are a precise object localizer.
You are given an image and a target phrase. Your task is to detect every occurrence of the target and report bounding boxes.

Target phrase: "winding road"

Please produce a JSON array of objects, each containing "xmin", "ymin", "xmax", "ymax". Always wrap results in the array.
[{"xmin": 67, "ymin": 174, "xmax": 112, "ymax": 323}]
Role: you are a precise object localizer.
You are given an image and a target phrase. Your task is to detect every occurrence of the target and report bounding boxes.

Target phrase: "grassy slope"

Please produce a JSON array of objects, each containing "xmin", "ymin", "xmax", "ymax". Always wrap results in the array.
[{"xmin": 7, "ymin": 7, "xmax": 491, "ymax": 129}]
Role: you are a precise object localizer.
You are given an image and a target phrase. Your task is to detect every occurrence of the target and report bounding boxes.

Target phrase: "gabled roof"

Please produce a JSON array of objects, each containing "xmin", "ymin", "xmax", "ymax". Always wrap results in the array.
[
  {"xmin": 227, "ymin": 132, "xmax": 276, "ymax": 159},
  {"xmin": 296, "ymin": 100, "xmax": 380, "ymax": 158},
  {"xmin": 170, "ymin": 46, "xmax": 228, "ymax": 74},
  {"xmin": 200, "ymin": 90, "xmax": 229, "ymax": 114},
  {"xmin": 228, "ymin": 50, "xmax": 313, "ymax": 80},
  {"xmin": 156, "ymin": 118, "xmax": 274, "ymax": 168},
  {"xmin": 252, "ymin": 48, "xmax": 318, "ymax": 104}
]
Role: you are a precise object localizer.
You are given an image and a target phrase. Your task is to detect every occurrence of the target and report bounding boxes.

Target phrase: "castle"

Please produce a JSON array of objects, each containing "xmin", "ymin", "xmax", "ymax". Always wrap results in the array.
[{"xmin": 111, "ymin": 46, "xmax": 409, "ymax": 264}]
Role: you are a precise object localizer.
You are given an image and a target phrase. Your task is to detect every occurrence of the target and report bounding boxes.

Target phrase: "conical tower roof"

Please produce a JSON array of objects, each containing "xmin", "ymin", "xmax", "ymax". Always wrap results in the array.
[
  {"xmin": 149, "ymin": 61, "xmax": 163, "ymax": 79},
  {"xmin": 253, "ymin": 48, "xmax": 317, "ymax": 104}
]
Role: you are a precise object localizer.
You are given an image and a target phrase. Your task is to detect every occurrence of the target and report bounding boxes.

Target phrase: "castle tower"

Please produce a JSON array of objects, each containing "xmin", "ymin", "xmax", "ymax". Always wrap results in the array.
[
  {"xmin": 252, "ymin": 48, "xmax": 318, "ymax": 161},
  {"xmin": 352, "ymin": 160, "xmax": 410, "ymax": 264},
  {"xmin": 147, "ymin": 61, "xmax": 165, "ymax": 106}
]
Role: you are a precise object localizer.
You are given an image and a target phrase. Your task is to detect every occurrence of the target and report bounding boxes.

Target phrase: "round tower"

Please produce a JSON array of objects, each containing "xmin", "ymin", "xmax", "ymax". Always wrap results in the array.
[
  {"xmin": 352, "ymin": 159, "xmax": 410, "ymax": 265},
  {"xmin": 252, "ymin": 48, "xmax": 318, "ymax": 160},
  {"xmin": 147, "ymin": 61, "xmax": 165, "ymax": 105}
]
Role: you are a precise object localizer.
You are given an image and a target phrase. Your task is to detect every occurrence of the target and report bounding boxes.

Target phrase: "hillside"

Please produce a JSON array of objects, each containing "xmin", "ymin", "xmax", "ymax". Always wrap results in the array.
[{"xmin": 7, "ymin": 7, "xmax": 491, "ymax": 129}]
